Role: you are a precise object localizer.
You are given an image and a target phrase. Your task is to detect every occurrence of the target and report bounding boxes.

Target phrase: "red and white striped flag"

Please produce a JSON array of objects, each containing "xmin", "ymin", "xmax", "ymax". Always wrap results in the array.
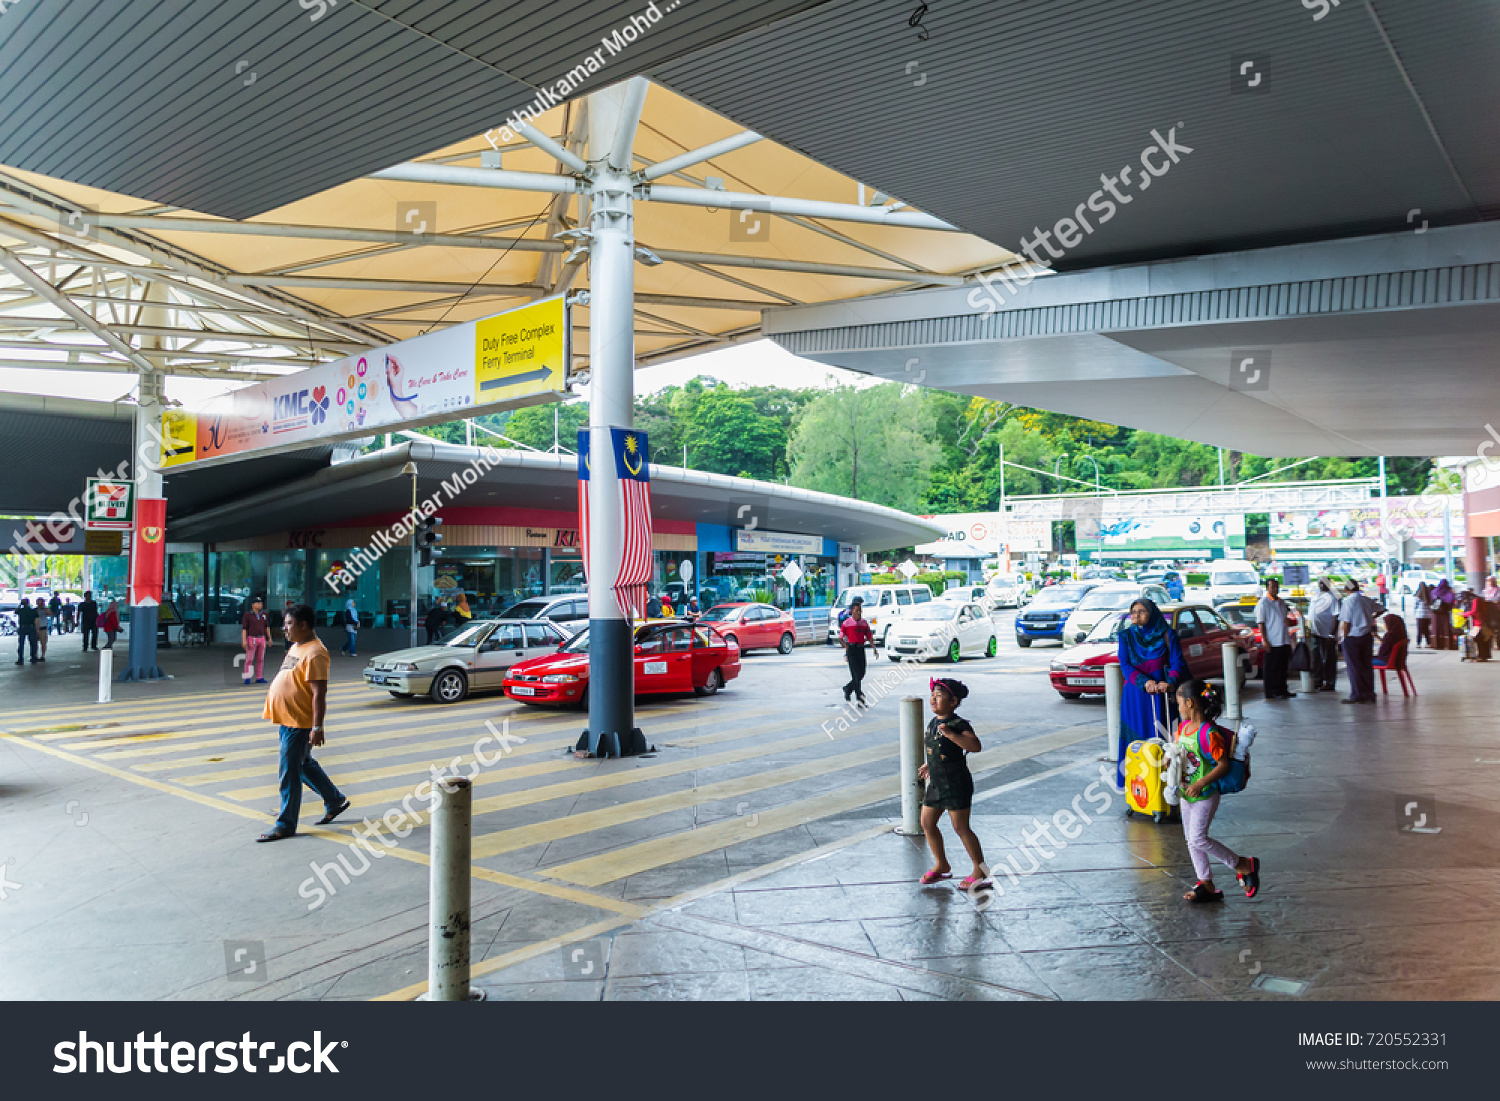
[{"xmin": 578, "ymin": 427, "xmax": 653, "ymax": 620}]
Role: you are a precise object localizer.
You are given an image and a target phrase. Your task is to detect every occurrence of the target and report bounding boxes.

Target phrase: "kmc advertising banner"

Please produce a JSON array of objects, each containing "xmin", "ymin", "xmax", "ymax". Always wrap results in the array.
[{"xmin": 160, "ymin": 297, "xmax": 570, "ymax": 469}]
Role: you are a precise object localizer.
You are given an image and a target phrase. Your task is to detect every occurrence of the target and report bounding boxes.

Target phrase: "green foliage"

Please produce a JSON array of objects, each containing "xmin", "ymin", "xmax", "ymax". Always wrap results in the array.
[
  {"xmin": 499, "ymin": 402, "xmax": 589, "ymax": 452},
  {"xmin": 788, "ymin": 384, "xmax": 941, "ymax": 512}
]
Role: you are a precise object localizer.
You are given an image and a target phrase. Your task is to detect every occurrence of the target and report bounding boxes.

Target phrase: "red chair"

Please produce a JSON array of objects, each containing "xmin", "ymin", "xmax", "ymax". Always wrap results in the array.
[{"xmin": 1374, "ymin": 639, "xmax": 1416, "ymax": 696}]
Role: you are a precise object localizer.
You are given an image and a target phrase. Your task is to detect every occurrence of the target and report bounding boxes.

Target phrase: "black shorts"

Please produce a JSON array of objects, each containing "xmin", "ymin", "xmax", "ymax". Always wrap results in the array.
[{"xmin": 922, "ymin": 767, "xmax": 974, "ymax": 811}]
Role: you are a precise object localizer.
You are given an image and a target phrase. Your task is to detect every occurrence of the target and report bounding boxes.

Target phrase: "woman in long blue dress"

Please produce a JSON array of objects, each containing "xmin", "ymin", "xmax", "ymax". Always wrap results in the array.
[{"xmin": 1115, "ymin": 598, "xmax": 1188, "ymax": 788}]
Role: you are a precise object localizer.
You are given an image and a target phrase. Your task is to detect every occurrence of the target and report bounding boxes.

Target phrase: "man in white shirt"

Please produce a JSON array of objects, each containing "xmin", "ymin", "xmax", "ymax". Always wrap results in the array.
[
  {"xmin": 1309, "ymin": 579, "xmax": 1340, "ymax": 691},
  {"xmin": 1338, "ymin": 580, "xmax": 1378, "ymax": 704},
  {"xmin": 1256, "ymin": 578, "xmax": 1296, "ymax": 699}
]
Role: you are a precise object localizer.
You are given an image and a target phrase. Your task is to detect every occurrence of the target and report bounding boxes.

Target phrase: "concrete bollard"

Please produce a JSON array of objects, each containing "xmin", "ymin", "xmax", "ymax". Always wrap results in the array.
[
  {"xmin": 1222, "ymin": 642, "xmax": 1241, "ymax": 721},
  {"xmin": 896, "ymin": 696, "xmax": 923, "ymax": 836},
  {"xmin": 1104, "ymin": 662, "xmax": 1123, "ymax": 783},
  {"xmin": 427, "ymin": 776, "xmax": 480, "ymax": 1001},
  {"xmin": 97, "ymin": 648, "xmax": 113, "ymax": 703}
]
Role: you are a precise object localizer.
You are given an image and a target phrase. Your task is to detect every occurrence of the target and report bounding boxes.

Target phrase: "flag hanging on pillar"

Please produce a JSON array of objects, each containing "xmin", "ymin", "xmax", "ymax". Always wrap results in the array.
[
  {"xmin": 129, "ymin": 497, "xmax": 167, "ymax": 606},
  {"xmin": 578, "ymin": 427, "xmax": 653, "ymax": 620}
]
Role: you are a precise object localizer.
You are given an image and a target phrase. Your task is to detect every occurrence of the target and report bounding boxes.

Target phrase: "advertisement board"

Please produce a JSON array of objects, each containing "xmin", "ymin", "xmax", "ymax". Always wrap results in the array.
[
  {"xmin": 734, "ymin": 530, "xmax": 824, "ymax": 555},
  {"xmin": 1081, "ymin": 513, "xmax": 1246, "ymax": 552},
  {"xmin": 1271, "ymin": 498, "xmax": 1462, "ymax": 546},
  {"xmin": 160, "ymin": 297, "xmax": 570, "ymax": 469},
  {"xmin": 84, "ymin": 478, "xmax": 135, "ymax": 530},
  {"xmin": 915, "ymin": 512, "xmax": 1003, "ymax": 556}
]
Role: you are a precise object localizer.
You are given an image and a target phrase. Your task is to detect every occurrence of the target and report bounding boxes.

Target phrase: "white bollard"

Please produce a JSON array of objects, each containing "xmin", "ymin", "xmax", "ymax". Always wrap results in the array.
[
  {"xmin": 428, "ymin": 776, "xmax": 478, "ymax": 1001},
  {"xmin": 896, "ymin": 696, "xmax": 923, "ymax": 836},
  {"xmin": 97, "ymin": 648, "xmax": 113, "ymax": 703},
  {"xmin": 1222, "ymin": 642, "xmax": 1242, "ymax": 721},
  {"xmin": 1104, "ymin": 662, "xmax": 1123, "ymax": 779}
]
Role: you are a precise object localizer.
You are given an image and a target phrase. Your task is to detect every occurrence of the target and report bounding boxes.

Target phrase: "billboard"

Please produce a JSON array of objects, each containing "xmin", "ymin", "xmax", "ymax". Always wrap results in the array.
[
  {"xmin": 1081, "ymin": 513, "xmax": 1246, "ymax": 552},
  {"xmin": 916, "ymin": 512, "xmax": 1003, "ymax": 556},
  {"xmin": 1271, "ymin": 498, "xmax": 1462, "ymax": 546},
  {"xmin": 160, "ymin": 297, "xmax": 570, "ymax": 469}
]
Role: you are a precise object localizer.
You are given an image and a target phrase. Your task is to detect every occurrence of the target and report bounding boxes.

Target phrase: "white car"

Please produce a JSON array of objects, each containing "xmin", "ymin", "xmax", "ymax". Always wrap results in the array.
[
  {"xmin": 986, "ymin": 576, "xmax": 1025, "ymax": 608},
  {"xmin": 884, "ymin": 601, "xmax": 998, "ymax": 663},
  {"xmin": 1062, "ymin": 581, "xmax": 1172, "ymax": 645},
  {"xmin": 936, "ymin": 584, "xmax": 992, "ymax": 610},
  {"xmin": 1206, "ymin": 560, "xmax": 1262, "ymax": 605},
  {"xmin": 827, "ymin": 583, "xmax": 934, "ymax": 644}
]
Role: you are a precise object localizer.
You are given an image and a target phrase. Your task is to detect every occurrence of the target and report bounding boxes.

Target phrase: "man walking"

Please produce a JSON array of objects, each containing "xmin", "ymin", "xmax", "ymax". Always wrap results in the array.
[
  {"xmin": 1339, "ymin": 580, "xmax": 1378, "ymax": 705},
  {"xmin": 240, "ymin": 595, "xmax": 270, "ymax": 685},
  {"xmin": 79, "ymin": 590, "xmax": 99, "ymax": 651},
  {"xmin": 14, "ymin": 597, "xmax": 38, "ymax": 665},
  {"xmin": 839, "ymin": 597, "xmax": 879, "ymax": 705},
  {"xmin": 1256, "ymin": 577, "xmax": 1295, "ymax": 699},
  {"xmin": 1308, "ymin": 579, "xmax": 1339, "ymax": 691},
  {"xmin": 257, "ymin": 603, "xmax": 350, "ymax": 842}
]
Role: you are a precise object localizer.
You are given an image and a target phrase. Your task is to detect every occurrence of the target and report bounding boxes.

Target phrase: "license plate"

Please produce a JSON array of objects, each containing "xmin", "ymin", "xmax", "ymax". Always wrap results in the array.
[
  {"xmin": 510, "ymin": 685, "xmax": 536, "ymax": 696},
  {"xmin": 643, "ymin": 661, "xmax": 667, "ymax": 674},
  {"xmin": 368, "ymin": 674, "xmax": 390, "ymax": 685},
  {"xmin": 1066, "ymin": 677, "xmax": 1102, "ymax": 686}
]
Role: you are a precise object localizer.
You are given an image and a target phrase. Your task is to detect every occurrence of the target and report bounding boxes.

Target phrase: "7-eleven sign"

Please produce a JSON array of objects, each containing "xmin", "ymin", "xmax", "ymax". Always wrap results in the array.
[{"xmin": 85, "ymin": 478, "xmax": 135, "ymax": 530}]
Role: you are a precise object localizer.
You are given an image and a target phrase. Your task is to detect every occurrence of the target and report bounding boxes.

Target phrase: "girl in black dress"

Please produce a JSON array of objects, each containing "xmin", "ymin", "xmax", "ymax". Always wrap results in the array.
[{"xmin": 917, "ymin": 677, "xmax": 988, "ymax": 890}]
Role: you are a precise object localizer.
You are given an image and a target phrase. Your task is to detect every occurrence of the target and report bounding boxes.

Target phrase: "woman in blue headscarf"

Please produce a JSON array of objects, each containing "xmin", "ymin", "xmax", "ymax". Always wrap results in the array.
[{"xmin": 1115, "ymin": 598, "xmax": 1188, "ymax": 788}]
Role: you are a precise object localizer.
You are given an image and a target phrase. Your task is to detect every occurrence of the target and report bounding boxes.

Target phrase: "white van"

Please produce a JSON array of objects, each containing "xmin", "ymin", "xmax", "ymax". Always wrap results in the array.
[
  {"xmin": 826, "ymin": 584, "xmax": 934, "ymax": 644},
  {"xmin": 1206, "ymin": 559, "xmax": 1262, "ymax": 604}
]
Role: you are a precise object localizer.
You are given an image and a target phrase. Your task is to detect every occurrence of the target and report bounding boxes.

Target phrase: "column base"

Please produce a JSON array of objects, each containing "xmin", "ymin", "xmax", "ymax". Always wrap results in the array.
[{"xmin": 574, "ymin": 727, "xmax": 651, "ymax": 759}]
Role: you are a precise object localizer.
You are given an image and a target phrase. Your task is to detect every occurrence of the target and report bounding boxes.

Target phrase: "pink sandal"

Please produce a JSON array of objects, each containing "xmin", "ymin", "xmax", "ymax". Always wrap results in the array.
[
  {"xmin": 959, "ymin": 873, "xmax": 990, "ymax": 890},
  {"xmin": 919, "ymin": 869, "xmax": 952, "ymax": 885}
]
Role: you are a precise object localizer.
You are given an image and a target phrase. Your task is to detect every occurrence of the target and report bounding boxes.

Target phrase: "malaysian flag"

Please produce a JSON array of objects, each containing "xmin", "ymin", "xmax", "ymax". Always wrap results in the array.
[{"xmin": 578, "ymin": 427, "xmax": 653, "ymax": 620}]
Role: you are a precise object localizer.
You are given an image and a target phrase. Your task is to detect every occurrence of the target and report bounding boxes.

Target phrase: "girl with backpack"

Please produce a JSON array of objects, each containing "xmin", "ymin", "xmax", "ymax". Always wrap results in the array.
[{"xmin": 1175, "ymin": 678, "xmax": 1261, "ymax": 903}]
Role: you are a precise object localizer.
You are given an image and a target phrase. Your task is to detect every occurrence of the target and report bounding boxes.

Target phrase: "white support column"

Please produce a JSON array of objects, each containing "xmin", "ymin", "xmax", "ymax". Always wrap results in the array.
[
  {"xmin": 584, "ymin": 80, "xmax": 647, "ymax": 758},
  {"xmin": 897, "ymin": 696, "xmax": 923, "ymax": 836}
]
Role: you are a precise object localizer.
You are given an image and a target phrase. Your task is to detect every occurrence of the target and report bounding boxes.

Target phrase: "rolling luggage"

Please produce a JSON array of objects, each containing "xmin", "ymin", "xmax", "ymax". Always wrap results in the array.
[{"xmin": 1124, "ymin": 693, "xmax": 1177, "ymax": 823}]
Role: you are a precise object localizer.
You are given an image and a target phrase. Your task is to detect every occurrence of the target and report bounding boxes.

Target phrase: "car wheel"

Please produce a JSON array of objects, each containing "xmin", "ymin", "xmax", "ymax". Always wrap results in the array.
[
  {"xmin": 576, "ymin": 686, "xmax": 589, "ymax": 711},
  {"xmin": 985, "ymin": 636, "xmax": 997, "ymax": 658},
  {"xmin": 429, "ymin": 668, "xmax": 468, "ymax": 704},
  {"xmin": 725, "ymin": 633, "xmax": 739, "ymax": 651},
  {"xmin": 1017, "ymin": 637, "xmax": 1032, "ymax": 648},
  {"xmin": 695, "ymin": 667, "xmax": 723, "ymax": 696},
  {"xmin": 1061, "ymin": 691, "xmax": 1083, "ymax": 700},
  {"xmin": 947, "ymin": 639, "xmax": 961, "ymax": 663},
  {"xmin": 388, "ymin": 690, "xmax": 413, "ymax": 699},
  {"xmin": 777, "ymin": 632, "xmax": 794, "ymax": 655}
]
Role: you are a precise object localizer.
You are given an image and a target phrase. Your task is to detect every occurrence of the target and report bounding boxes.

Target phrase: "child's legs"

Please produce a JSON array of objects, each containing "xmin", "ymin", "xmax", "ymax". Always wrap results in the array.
[
  {"xmin": 946, "ymin": 807, "xmax": 985, "ymax": 870},
  {"xmin": 920, "ymin": 804, "xmax": 948, "ymax": 869},
  {"xmin": 1180, "ymin": 794, "xmax": 1238, "ymax": 881}
]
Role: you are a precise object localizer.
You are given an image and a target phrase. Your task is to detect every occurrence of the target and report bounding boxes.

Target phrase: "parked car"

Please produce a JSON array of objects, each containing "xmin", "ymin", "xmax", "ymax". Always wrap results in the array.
[
  {"xmin": 494, "ymin": 594, "xmax": 591, "ymax": 636},
  {"xmin": 827, "ymin": 583, "xmax": 935, "ymax": 644},
  {"xmin": 363, "ymin": 618, "xmax": 571, "ymax": 703},
  {"xmin": 884, "ymin": 601, "xmax": 998, "ymax": 663},
  {"xmin": 1047, "ymin": 603, "xmax": 1263, "ymax": 699},
  {"xmin": 1135, "ymin": 569, "xmax": 1185, "ymax": 600},
  {"xmin": 1214, "ymin": 597, "xmax": 1300, "ymax": 662},
  {"xmin": 504, "ymin": 619, "xmax": 741, "ymax": 706},
  {"xmin": 1013, "ymin": 581, "xmax": 1104, "ymax": 647},
  {"xmin": 696, "ymin": 602, "xmax": 796, "ymax": 654},
  {"xmin": 1206, "ymin": 559, "xmax": 1262, "ymax": 604},
  {"xmin": 1062, "ymin": 581, "xmax": 1172, "ymax": 645},
  {"xmin": 986, "ymin": 575, "xmax": 1025, "ymax": 608}
]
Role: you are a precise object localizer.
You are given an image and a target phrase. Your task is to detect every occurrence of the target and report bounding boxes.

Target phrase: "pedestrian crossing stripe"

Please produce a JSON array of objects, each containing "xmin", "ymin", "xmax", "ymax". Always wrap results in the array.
[{"xmin": 3, "ymin": 680, "xmax": 381, "ymax": 726}]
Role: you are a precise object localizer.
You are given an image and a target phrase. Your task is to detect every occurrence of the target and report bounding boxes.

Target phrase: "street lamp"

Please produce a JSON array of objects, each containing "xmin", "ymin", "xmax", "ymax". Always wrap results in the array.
[
  {"xmin": 1078, "ymin": 455, "xmax": 1103, "ymax": 559},
  {"xmin": 402, "ymin": 460, "xmax": 418, "ymax": 647}
]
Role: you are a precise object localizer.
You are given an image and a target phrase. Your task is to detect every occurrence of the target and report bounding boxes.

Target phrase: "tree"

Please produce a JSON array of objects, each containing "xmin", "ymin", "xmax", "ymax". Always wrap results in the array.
[
  {"xmin": 788, "ymin": 384, "xmax": 941, "ymax": 512},
  {"xmin": 679, "ymin": 388, "xmax": 786, "ymax": 481},
  {"xmin": 499, "ymin": 401, "xmax": 588, "ymax": 452}
]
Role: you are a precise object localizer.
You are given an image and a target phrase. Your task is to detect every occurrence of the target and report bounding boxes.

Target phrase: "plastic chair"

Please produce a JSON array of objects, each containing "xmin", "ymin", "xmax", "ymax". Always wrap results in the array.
[{"xmin": 1374, "ymin": 639, "xmax": 1416, "ymax": 696}]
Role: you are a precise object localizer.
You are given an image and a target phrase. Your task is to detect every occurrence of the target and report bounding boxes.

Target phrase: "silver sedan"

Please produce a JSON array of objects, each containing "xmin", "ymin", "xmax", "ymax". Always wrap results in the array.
[{"xmin": 363, "ymin": 619, "xmax": 568, "ymax": 703}]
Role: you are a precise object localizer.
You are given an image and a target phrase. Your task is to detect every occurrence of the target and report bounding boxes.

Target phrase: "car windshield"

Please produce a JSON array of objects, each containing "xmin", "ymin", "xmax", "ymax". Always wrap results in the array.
[
  {"xmin": 697, "ymin": 605, "xmax": 741, "ymax": 622},
  {"xmin": 1214, "ymin": 569, "xmax": 1259, "ymax": 586},
  {"xmin": 560, "ymin": 627, "xmax": 591, "ymax": 653},
  {"xmin": 835, "ymin": 587, "xmax": 878, "ymax": 608},
  {"xmin": 1032, "ymin": 587, "xmax": 1087, "ymax": 606},
  {"xmin": 1085, "ymin": 612, "xmax": 1129, "ymax": 642},
  {"xmin": 496, "ymin": 600, "xmax": 549, "ymax": 620},
  {"xmin": 444, "ymin": 623, "xmax": 492, "ymax": 648},
  {"xmin": 904, "ymin": 605, "xmax": 956, "ymax": 622},
  {"xmin": 1078, "ymin": 588, "xmax": 1141, "ymax": 611}
]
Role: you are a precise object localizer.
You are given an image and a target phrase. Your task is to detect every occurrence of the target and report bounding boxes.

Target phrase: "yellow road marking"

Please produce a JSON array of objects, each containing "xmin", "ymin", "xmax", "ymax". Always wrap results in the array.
[
  {"xmin": 19, "ymin": 684, "xmax": 380, "ymax": 732},
  {"xmin": 221, "ymin": 709, "xmax": 772, "ymax": 803},
  {"xmin": 470, "ymin": 743, "xmax": 895, "ymax": 858},
  {"xmin": 545, "ymin": 725, "xmax": 1103, "ymax": 887}
]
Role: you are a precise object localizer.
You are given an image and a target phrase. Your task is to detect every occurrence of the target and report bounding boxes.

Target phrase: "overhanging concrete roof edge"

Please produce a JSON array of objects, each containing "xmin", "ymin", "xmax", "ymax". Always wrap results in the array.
[{"xmin": 0, "ymin": 390, "xmax": 139, "ymax": 423}]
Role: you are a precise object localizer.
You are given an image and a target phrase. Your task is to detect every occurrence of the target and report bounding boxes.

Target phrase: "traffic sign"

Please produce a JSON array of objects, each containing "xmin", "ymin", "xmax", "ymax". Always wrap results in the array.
[
  {"xmin": 898, "ymin": 559, "xmax": 919, "ymax": 579},
  {"xmin": 780, "ymin": 560, "xmax": 803, "ymax": 586}
]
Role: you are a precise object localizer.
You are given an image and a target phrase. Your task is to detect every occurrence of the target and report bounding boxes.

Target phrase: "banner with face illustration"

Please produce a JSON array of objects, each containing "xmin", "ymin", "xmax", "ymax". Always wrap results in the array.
[{"xmin": 160, "ymin": 297, "xmax": 570, "ymax": 469}]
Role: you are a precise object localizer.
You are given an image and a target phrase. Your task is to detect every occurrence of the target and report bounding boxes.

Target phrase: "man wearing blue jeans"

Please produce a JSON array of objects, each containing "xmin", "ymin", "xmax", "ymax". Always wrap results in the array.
[{"xmin": 257, "ymin": 604, "xmax": 350, "ymax": 842}]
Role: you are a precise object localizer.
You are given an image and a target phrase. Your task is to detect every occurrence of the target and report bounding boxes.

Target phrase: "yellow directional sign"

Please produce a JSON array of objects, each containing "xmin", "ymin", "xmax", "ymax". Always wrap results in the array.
[
  {"xmin": 475, "ymin": 297, "xmax": 568, "ymax": 401},
  {"xmin": 160, "ymin": 409, "xmax": 197, "ymax": 468}
]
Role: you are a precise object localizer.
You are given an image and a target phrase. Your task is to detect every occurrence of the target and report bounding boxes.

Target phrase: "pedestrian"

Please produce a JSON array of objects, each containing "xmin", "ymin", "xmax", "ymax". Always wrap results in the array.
[
  {"xmin": 78, "ymin": 590, "xmax": 98, "ymax": 650},
  {"xmin": 1465, "ymin": 591, "xmax": 1493, "ymax": 662},
  {"xmin": 1374, "ymin": 610, "xmax": 1410, "ymax": 668},
  {"xmin": 282, "ymin": 598, "xmax": 296, "ymax": 652},
  {"xmin": 1374, "ymin": 571, "xmax": 1388, "ymax": 605},
  {"xmin": 34, "ymin": 600, "xmax": 49, "ymax": 661},
  {"xmin": 48, "ymin": 593, "xmax": 63, "ymax": 633},
  {"xmin": 1173, "ymin": 679, "xmax": 1261, "ymax": 903},
  {"xmin": 1485, "ymin": 576, "xmax": 1499, "ymax": 604},
  {"xmin": 453, "ymin": 591, "xmax": 473, "ymax": 624},
  {"xmin": 1115, "ymin": 598, "xmax": 1188, "ymax": 789},
  {"xmin": 839, "ymin": 597, "xmax": 878, "ymax": 705},
  {"xmin": 686, "ymin": 596, "xmax": 701, "ymax": 619},
  {"xmin": 14, "ymin": 597, "xmax": 38, "ymax": 665},
  {"xmin": 661, "ymin": 596, "xmax": 675, "ymax": 617},
  {"xmin": 1256, "ymin": 577, "xmax": 1296, "ymax": 699},
  {"xmin": 917, "ymin": 677, "xmax": 989, "ymax": 891},
  {"xmin": 424, "ymin": 600, "xmax": 449, "ymax": 646},
  {"xmin": 1414, "ymin": 582, "xmax": 1433, "ymax": 648},
  {"xmin": 1431, "ymin": 578, "xmax": 1456, "ymax": 650},
  {"xmin": 241, "ymin": 595, "xmax": 270, "ymax": 685},
  {"xmin": 256, "ymin": 603, "xmax": 350, "ymax": 842},
  {"xmin": 1308, "ymin": 579, "xmax": 1339, "ymax": 691},
  {"xmin": 1338, "ymin": 580, "xmax": 1378, "ymax": 704},
  {"xmin": 339, "ymin": 598, "xmax": 360, "ymax": 656},
  {"xmin": 99, "ymin": 599, "xmax": 120, "ymax": 649},
  {"xmin": 646, "ymin": 592, "xmax": 663, "ymax": 618}
]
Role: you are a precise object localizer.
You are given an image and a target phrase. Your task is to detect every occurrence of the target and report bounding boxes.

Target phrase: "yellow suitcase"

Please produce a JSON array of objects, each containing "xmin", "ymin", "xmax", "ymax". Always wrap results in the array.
[{"xmin": 1123, "ymin": 738, "xmax": 1176, "ymax": 823}]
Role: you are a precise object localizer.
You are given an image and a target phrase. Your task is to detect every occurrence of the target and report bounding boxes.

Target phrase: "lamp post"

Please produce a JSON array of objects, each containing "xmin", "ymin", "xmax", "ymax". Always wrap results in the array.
[
  {"xmin": 1079, "ymin": 454, "xmax": 1103, "ymax": 559},
  {"xmin": 403, "ymin": 460, "xmax": 418, "ymax": 648}
]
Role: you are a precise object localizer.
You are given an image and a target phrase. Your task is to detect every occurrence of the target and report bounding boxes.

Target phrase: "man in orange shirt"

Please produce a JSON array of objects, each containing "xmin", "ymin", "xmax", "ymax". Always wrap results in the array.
[{"xmin": 257, "ymin": 604, "xmax": 350, "ymax": 842}]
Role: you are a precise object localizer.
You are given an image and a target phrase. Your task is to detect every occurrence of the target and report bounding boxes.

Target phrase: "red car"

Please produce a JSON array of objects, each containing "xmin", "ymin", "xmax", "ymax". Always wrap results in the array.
[
  {"xmin": 503, "ymin": 619, "xmax": 741, "ymax": 707},
  {"xmin": 1048, "ymin": 603, "xmax": 1265, "ymax": 699},
  {"xmin": 695, "ymin": 602, "xmax": 797, "ymax": 654}
]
